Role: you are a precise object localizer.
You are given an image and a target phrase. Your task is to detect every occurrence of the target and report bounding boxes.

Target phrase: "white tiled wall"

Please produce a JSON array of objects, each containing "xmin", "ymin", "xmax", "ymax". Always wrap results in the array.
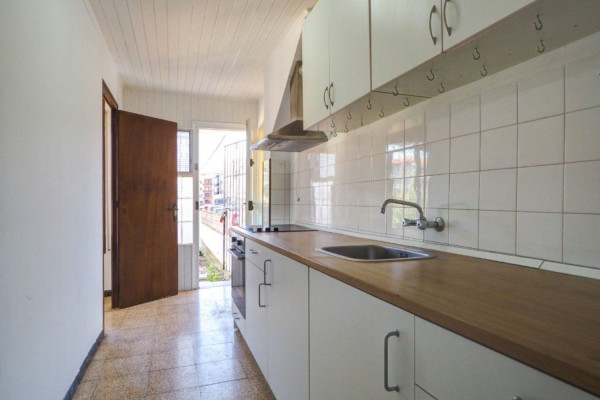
[{"xmin": 290, "ymin": 33, "xmax": 600, "ymax": 276}]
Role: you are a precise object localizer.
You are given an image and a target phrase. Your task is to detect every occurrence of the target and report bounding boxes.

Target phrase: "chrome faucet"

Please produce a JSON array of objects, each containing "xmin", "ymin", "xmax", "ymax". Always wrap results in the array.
[{"xmin": 379, "ymin": 198, "xmax": 445, "ymax": 232}]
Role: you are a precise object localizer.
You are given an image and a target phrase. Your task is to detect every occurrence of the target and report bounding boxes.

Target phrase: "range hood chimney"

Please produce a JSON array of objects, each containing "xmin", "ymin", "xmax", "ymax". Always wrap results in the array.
[{"xmin": 250, "ymin": 60, "xmax": 327, "ymax": 152}]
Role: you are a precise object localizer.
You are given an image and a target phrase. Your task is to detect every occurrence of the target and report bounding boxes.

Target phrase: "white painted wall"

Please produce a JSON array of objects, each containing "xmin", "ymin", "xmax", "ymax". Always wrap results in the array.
[
  {"xmin": 0, "ymin": 0, "xmax": 122, "ymax": 398},
  {"xmin": 123, "ymin": 87, "xmax": 258, "ymax": 129}
]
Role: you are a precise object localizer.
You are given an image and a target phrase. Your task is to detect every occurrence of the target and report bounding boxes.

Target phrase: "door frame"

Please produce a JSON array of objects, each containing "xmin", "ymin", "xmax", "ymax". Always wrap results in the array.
[{"xmin": 101, "ymin": 80, "xmax": 118, "ymax": 309}]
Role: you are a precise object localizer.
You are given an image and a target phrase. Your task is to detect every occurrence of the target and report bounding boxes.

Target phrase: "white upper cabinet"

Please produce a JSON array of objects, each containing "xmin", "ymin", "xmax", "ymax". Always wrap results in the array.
[
  {"xmin": 441, "ymin": 0, "xmax": 536, "ymax": 50},
  {"xmin": 371, "ymin": 0, "xmax": 442, "ymax": 90},
  {"xmin": 302, "ymin": 0, "xmax": 370, "ymax": 129},
  {"xmin": 302, "ymin": 0, "xmax": 330, "ymax": 128},
  {"xmin": 327, "ymin": 0, "xmax": 371, "ymax": 114}
]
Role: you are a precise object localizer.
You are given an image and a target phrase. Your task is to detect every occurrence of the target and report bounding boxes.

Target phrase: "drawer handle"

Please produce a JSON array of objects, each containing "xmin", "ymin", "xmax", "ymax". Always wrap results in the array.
[
  {"xmin": 249, "ymin": 249, "xmax": 258, "ymax": 255},
  {"xmin": 263, "ymin": 259, "xmax": 272, "ymax": 284},
  {"xmin": 384, "ymin": 330, "xmax": 400, "ymax": 392}
]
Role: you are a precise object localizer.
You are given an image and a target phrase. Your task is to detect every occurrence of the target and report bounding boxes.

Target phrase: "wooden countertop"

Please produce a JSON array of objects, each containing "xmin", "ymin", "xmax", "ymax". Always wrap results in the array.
[{"xmin": 232, "ymin": 227, "xmax": 600, "ymax": 397}]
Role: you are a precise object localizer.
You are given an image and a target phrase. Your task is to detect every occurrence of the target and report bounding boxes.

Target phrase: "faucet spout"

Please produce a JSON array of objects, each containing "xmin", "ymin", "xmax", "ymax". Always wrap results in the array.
[
  {"xmin": 379, "ymin": 198, "xmax": 445, "ymax": 232},
  {"xmin": 379, "ymin": 199, "xmax": 425, "ymax": 220}
]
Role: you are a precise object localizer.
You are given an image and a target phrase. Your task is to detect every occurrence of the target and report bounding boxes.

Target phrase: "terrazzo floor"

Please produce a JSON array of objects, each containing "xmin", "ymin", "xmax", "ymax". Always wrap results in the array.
[{"xmin": 73, "ymin": 283, "xmax": 275, "ymax": 400}]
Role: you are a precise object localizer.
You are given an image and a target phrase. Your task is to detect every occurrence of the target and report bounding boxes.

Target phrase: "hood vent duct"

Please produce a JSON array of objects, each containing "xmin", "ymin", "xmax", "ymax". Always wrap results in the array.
[{"xmin": 251, "ymin": 60, "xmax": 327, "ymax": 152}]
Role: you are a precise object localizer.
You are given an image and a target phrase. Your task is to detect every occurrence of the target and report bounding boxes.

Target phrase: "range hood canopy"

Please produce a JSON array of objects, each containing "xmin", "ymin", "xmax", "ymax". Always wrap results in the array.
[{"xmin": 251, "ymin": 57, "xmax": 327, "ymax": 152}]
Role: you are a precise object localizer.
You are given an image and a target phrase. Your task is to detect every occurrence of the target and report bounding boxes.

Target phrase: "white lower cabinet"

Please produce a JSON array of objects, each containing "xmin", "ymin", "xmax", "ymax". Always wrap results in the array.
[
  {"xmin": 245, "ymin": 256, "xmax": 269, "ymax": 377},
  {"xmin": 415, "ymin": 317, "xmax": 598, "ymax": 400},
  {"xmin": 309, "ymin": 268, "xmax": 415, "ymax": 400},
  {"xmin": 243, "ymin": 240, "xmax": 309, "ymax": 400}
]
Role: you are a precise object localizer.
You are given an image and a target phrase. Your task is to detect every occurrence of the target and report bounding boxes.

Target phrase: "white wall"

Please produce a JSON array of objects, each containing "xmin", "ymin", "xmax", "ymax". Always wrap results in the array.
[
  {"xmin": 123, "ymin": 87, "xmax": 258, "ymax": 129},
  {"xmin": 0, "ymin": 0, "xmax": 122, "ymax": 398},
  {"xmin": 291, "ymin": 33, "xmax": 600, "ymax": 279}
]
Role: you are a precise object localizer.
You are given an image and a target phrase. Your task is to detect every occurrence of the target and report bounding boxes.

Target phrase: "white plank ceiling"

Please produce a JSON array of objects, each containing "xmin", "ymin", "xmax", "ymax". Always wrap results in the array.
[{"xmin": 89, "ymin": 0, "xmax": 315, "ymax": 100}]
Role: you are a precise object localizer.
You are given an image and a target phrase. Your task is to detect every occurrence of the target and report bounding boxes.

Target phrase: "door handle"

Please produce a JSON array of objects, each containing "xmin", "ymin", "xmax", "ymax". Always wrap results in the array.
[
  {"xmin": 428, "ymin": 5, "xmax": 438, "ymax": 45},
  {"xmin": 323, "ymin": 86, "xmax": 330, "ymax": 110},
  {"xmin": 169, "ymin": 203, "xmax": 178, "ymax": 221},
  {"xmin": 384, "ymin": 330, "xmax": 400, "ymax": 392},
  {"xmin": 258, "ymin": 282, "xmax": 270, "ymax": 307},
  {"xmin": 443, "ymin": 0, "xmax": 452, "ymax": 36},
  {"xmin": 328, "ymin": 82, "xmax": 334, "ymax": 107}
]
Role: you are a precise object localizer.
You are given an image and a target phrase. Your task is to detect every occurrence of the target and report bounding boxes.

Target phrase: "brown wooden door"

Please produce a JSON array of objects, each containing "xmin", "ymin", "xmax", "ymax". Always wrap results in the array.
[{"xmin": 113, "ymin": 110, "xmax": 178, "ymax": 308}]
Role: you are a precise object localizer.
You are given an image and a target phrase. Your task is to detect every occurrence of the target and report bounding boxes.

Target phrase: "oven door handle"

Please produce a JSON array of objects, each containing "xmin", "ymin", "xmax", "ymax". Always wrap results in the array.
[{"xmin": 228, "ymin": 248, "xmax": 245, "ymax": 260}]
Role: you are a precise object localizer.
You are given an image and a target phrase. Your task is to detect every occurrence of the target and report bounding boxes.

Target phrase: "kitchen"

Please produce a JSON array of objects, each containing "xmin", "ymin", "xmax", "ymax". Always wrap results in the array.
[{"xmin": 1, "ymin": 0, "xmax": 599, "ymax": 399}]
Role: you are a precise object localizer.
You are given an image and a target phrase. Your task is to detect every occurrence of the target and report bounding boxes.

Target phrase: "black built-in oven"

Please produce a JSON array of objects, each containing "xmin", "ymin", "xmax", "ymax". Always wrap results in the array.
[{"xmin": 229, "ymin": 236, "xmax": 245, "ymax": 319}]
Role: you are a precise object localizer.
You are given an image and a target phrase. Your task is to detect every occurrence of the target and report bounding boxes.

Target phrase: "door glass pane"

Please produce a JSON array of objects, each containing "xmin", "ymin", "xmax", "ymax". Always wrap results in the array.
[
  {"xmin": 177, "ymin": 131, "xmax": 191, "ymax": 173},
  {"xmin": 177, "ymin": 176, "xmax": 193, "ymax": 244}
]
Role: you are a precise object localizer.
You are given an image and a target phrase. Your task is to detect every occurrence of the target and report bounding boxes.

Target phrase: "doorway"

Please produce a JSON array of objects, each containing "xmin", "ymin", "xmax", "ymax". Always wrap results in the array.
[{"xmin": 102, "ymin": 81, "xmax": 117, "ymax": 306}]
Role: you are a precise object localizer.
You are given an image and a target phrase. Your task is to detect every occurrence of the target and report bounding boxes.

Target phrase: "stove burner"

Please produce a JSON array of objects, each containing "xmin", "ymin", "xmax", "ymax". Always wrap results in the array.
[{"xmin": 243, "ymin": 224, "xmax": 315, "ymax": 233}]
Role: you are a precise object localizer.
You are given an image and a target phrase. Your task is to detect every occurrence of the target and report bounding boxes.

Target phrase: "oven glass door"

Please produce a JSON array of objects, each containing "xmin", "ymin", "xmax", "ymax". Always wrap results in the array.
[{"xmin": 229, "ymin": 247, "xmax": 245, "ymax": 319}]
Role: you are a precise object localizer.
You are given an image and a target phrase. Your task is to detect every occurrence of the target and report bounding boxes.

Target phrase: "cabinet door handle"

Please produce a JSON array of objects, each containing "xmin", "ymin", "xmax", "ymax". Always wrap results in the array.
[
  {"xmin": 323, "ymin": 86, "xmax": 330, "ymax": 110},
  {"xmin": 428, "ymin": 5, "xmax": 438, "ymax": 45},
  {"xmin": 443, "ymin": 0, "xmax": 452, "ymax": 36},
  {"xmin": 328, "ymin": 82, "xmax": 334, "ymax": 107},
  {"xmin": 249, "ymin": 249, "xmax": 258, "ymax": 254},
  {"xmin": 258, "ymin": 282, "xmax": 270, "ymax": 307},
  {"xmin": 384, "ymin": 330, "xmax": 400, "ymax": 392}
]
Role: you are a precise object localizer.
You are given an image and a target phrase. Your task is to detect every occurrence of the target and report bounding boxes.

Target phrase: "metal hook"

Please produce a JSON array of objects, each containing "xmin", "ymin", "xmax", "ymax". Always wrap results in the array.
[
  {"xmin": 427, "ymin": 69, "xmax": 435, "ymax": 81},
  {"xmin": 360, "ymin": 115, "xmax": 364, "ymax": 127},
  {"xmin": 379, "ymin": 107, "xmax": 385, "ymax": 118},
  {"xmin": 534, "ymin": 14, "xmax": 543, "ymax": 31},
  {"xmin": 537, "ymin": 40, "xmax": 545, "ymax": 53},
  {"xmin": 472, "ymin": 48, "xmax": 481, "ymax": 60},
  {"xmin": 330, "ymin": 130, "xmax": 337, "ymax": 138},
  {"xmin": 480, "ymin": 65, "xmax": 488, "ymax": 77},
  {"xmin": 347, "ymin": 108, "xmax": 352, "ymax": 120},
  {"xmin": 393, "ymin": 84, "xmax": 400, "ymax": 96},
  {"xmin": 438, "ymin": 82, "xmax": 445, "ymax": 93},
  {"xmin": 403, "ymin": 97, "xmax": 410, "ymax": 107},
  {"xmin": 366, "ymin": 99, "xmax": 372, "ymax": 110},
  {"xmin": 330, "ymin": 118, "xmax": 336, "ymax": 129},
  {"xmin": 344, "ymin": 124, "xmax": 348, "ymax": 133}
]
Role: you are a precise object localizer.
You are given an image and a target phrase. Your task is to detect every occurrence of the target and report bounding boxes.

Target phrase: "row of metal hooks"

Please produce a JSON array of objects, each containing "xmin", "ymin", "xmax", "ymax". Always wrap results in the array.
[{"xmin": 329, "ymin": 13, "xmax": 547, "ymax": 137}]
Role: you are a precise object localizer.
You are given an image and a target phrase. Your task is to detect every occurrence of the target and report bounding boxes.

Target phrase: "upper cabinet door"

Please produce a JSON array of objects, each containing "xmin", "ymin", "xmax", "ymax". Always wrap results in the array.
[
  {"xmin": 328, "ymin": 0, "xmax": 371, "ymax": 114},
  {"xmin": 371, "ymin": 0, "xmax": 442, "ymax": 90},
  {"xmin": 442, "ymin": 0, "xmax": 536, "ymax": 50},
  {"xmin": 302, "ymin": 1, "xmax": 331, "ymax": 129}
]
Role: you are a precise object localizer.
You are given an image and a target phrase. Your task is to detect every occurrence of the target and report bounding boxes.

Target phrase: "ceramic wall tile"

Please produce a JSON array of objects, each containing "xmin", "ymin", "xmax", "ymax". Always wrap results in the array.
[
  {"xmin": 517, "ymin": 164, "xmax": 563, "ymax": 212},
  {"xmin": 426, "ymin": 104, "xmax": 450, "ymax": 142},
  {"xmin": 480, "ymin": 169, "xmax": 517, "ymax": 211},
  {"xmin": 386, "ymin": 113, "xmax": 405, "ymax": 151},
  {"xmin": 404, "ymin": 145, "xmax": 426, "ymax": 177},
  {"xmin": 480, "ymin": 125, "xmax": 517, "ymax": 170},
  {"xmin": 425, "ymin": 175, "xmax": 449, "ymax": 209},
  {"xmin": 516, "ymin": 212, "xmax": 562, "ymax": 261},
  {"xmin": 450, "ymin": 133, "xmax": 480, "ymax": 173},
  {"xmin": 481, "ymin": 84, "xmax": 517, "ymax": 131},
  {"xmin": 372, "ymin": 153, "xmax": 387, "ymax": 181},
  {"xmin": 451, "ymin": 95, "xmax": 480, "ymax": 137},
  {"xmin": 424, "ymin": 208, "xmax": 449, "ymax": 244},
  {"xmin": 564, "ymin": 213, "xmax": 600, "ymax": 269},
  {"xmin": 449, "ymin": 172, "xmax": 479, "ymax": 210},
  {"xmin": 565, "ymin": 107, "xmax": 600, "ymax": 163},
  {"xmin": 387, "ymin": 151, "xmax": 404, "ymax": 179},
  {"xmin": 448, "ymin": 210, "xmax": 478, "ymax": 249},
  {"xmin": 479, "ymin": 211, "xmax": 516, "ymax": 254},
  {"xmin": 565, "ymin": 53, "xmax": 600, "ymax": 112},
  {"xmin": 564, "ymin": 160, "xmax": 600, "ymax": 214},
  {"xmin": 518, "ymin": 115, "xmax": 564, "ymax": 167},
  {"xmin": 425, "ymin": 139, "xmax": 450, "ymax": 175},
  {"xmin": 518, "ymin": 67, "xmax": 564, "ymax": 122},
  {"xmin": 405, "ymin": 113, "xmax": 425, "ymax": 147}
]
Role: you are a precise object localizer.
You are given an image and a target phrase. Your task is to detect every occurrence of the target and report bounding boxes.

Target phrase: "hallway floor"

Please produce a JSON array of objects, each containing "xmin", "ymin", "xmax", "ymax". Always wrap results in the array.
[{"xmin": 74, "ymin": 284, "xmax": 275, "ymax": 400}]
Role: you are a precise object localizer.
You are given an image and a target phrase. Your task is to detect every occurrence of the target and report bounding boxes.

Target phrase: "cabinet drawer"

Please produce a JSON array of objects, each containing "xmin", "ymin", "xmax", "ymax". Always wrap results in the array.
[
  {"xmin": 415, "ymin": 317, "xmax": 598, "ymax": 400},
  {"xmin": 245, "ymin": 239, "xmax": 270, "ymax": 269}
]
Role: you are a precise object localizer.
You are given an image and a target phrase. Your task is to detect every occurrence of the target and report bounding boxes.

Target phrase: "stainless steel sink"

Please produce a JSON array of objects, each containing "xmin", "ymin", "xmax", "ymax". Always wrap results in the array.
[{"xmin": 315, "ymin": 244, "xmax": 435, "ymax": 262}]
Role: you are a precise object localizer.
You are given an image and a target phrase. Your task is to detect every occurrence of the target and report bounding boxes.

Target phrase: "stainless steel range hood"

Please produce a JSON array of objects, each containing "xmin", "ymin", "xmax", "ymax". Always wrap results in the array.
[{"xmin": 251, "ymin": 60, "xmax": 327, "ymax": 152}]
